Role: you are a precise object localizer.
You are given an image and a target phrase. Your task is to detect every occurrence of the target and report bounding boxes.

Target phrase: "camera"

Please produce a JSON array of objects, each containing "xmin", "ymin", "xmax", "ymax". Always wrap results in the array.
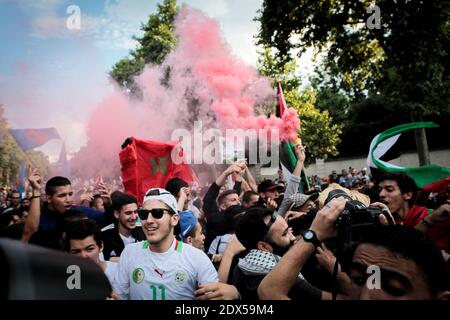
[{"xmin": 325, "ymin": 189, "xmax": 393, "ymax": 243}]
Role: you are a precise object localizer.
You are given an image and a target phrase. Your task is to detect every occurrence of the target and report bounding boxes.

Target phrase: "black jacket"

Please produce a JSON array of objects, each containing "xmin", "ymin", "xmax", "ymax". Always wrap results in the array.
[
  {"xmin": 202, "ymin": 181, "xmax": 241, "ymax": 250},
  {"xmin": 102, "ymin": 226, "xmax": 146, "ymax": 260}
]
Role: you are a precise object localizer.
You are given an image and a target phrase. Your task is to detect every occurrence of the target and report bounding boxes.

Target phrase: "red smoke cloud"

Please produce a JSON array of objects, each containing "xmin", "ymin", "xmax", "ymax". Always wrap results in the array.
[{"xmin": 71, "ymin": 5, "xmax": 300, "ymax": 179}]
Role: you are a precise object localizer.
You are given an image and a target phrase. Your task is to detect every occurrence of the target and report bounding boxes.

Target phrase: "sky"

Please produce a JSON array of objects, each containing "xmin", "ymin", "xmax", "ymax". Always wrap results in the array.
[{"xmin": 0, "ymin": 0, "xmax": 314, "ymax": 161}]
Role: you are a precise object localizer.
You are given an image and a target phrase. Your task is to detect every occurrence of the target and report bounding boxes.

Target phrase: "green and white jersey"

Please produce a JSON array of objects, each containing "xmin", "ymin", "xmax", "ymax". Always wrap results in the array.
[{"xmin": 113, "ymin": 239, "xmax": 218, "ymax": 300}]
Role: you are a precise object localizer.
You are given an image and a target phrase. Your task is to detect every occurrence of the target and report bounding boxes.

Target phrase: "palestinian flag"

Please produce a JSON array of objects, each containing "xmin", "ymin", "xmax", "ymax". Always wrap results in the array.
[
  {"xmin": 367, "ymin": 122, "xmax": 450, "ymax": 188},
  {"xmin": 277, "ymin": 81, "xmax": 309, "ymax": 192}
]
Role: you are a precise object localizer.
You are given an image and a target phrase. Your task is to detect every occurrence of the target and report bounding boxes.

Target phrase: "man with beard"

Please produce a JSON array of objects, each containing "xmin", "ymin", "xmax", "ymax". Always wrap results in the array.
[
  {"xmin": 232, "ymin": 206, "xmax": 325, "ymax": 300},
  {"xmin": 258, "ymin": 197, "xmax": 450, "ymax": 300},
  {"xmin": 113, "ymin": 188, "xmax": 221, "ymax": 300},
  {"xmin": 102, "ymin": 192, "xmax": 146, "ymax": 261},
  {"xmin": 8, "ymin": 190, "xmax": 21, "ymax": 210}
]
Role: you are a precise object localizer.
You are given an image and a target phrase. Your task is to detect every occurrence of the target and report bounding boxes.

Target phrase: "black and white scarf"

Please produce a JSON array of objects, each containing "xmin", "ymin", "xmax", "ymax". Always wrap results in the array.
[{"xmin": 238, "ymin": 249, "xmax": 305, "ymax": 280}]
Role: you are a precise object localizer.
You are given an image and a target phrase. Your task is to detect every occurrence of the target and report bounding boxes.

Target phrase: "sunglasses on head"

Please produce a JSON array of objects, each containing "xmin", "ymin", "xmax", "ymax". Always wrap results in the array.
[
  {"xmin": 138, "ymin": 208, "xmax": 173, "ymax": 220},
  {"xmin": 145, "ymin": 189, "xmax": 171, "ymax": 197},
  {"xmin": 265, "ymin": 213, "xmax": 277, "ymax": 230}
]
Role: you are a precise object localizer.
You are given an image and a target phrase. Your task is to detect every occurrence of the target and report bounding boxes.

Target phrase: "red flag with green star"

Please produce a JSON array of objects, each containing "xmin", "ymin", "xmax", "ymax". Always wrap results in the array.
[{"xmin": 119, "ymin": 137, "xmax": 196, "ymax": 204}]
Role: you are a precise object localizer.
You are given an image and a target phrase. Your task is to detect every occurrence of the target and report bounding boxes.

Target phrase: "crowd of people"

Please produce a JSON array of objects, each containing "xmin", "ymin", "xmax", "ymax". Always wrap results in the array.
[{"xmin": 0, "ymin": 143, "xmax": 449, "ymax": 300}]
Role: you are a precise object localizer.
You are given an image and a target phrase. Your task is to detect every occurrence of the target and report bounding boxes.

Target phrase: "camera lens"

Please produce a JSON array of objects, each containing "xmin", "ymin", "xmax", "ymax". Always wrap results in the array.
[{"xmin": 325, "ymin": 189, "xmax": 352, "ymax": 205}]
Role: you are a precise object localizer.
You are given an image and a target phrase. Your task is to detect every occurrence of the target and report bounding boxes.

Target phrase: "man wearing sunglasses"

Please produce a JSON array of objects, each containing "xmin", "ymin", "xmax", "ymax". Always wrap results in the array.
[{"xmin": 114, "ymin": 188, "xmax": 218, "ymax": 300}]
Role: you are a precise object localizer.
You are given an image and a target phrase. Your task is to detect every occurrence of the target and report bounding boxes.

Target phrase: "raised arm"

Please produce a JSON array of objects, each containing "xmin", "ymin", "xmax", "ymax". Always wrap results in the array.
[
  {"xmin": 215, "ymin": 163, "xmax": 245, "ymax": 187},
  {"xmin": 203, "ymin": 163, "xmax": 245, "ymax": 217},
  {"xmin": 244, "ymin": 165, "xmax": 258, "ymax": 192},
  {"xmin": 217, "ymin": 235, "xmax": 246, "ymax": 283},
  {"xmin": 21, "ymin": 169, "xmax": 42, "ymax": 243},
  {"xmin": 258, "ymin": 197, "xmax": 347, "ymax": 300},
  {"xmin": 278, "ymin": 144, "xmax": 306, "ymax": 217}
]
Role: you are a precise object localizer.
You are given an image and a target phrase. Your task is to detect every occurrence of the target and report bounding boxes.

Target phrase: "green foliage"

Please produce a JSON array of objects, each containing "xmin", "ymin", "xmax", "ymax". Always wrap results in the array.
[
  {"xmin": 257, "ymin": 0, "xmax": 450, "ymax": 159},
  {"xmin": 0, "ymin": 105, "xmax": 51, "ymax": 185},
  {"xmin": 26, "ymin": 150, "xmax": 51, "ymax": 178},
  {"xmin": 286, "ymin": 89, "xmax": 342, "ymax": 162},
  {"xmin": 257, "ymin": 47, "xmax": 301, "ymax": 92},
  {"xmin": 110, "ymin": 0, "xmax": 178, "ymax": 96},
  {"xmin": 0, "ymin": 133, "xmax": 25, "ymax": 186},
  {"xmin": 257, "ymin": 0, "xmax": 450, "ymax": 115},
  {"xmin": 0, "ymin": 105, "xmax": 7, "ymax": 140}
]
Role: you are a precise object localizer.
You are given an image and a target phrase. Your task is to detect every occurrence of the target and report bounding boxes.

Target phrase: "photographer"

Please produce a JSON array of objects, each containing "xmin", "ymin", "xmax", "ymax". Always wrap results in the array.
[{"xmin": 258, "ymin": 197, "xmax": 450, "ymax": 300}]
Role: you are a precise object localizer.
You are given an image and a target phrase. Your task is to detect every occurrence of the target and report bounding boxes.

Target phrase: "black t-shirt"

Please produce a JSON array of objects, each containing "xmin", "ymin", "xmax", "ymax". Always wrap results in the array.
[{"xmin": 232, "ymin": 264, "xmax": 322, "ymax": 301}]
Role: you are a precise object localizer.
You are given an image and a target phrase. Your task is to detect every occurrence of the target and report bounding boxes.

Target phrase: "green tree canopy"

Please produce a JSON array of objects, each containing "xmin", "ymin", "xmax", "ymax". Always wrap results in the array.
[
  {"xmin": 110, "ymin": 0, "xmax": 178, "ymax": 96},
  {"xmin": 258, "ymin": 0, "xmax": 449, "ymax": 113},
  {"xmin": 0, "ymin": 105, "xmax": 51, "ymax": 186},
  {"xmin": 257, "ymin": 0, "xmax": 450, "ymax": 163}
]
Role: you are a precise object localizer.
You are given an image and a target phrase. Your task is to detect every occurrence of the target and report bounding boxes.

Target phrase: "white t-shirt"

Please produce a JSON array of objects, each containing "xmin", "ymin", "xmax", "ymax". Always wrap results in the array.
[
  {"xmin": 208, "ymin": 233, "xmax": 233, "ymax": 255},
  {"xmin": 113, "ymin": 239, "xmax": 218, "ymax": 300},
  {"xmin": 104, "ymin": 260, "xmax": 118, "ymax": 285},
  {"xmin": 119, "ymin": 233, "xmax": 136, "ymax": 247}
]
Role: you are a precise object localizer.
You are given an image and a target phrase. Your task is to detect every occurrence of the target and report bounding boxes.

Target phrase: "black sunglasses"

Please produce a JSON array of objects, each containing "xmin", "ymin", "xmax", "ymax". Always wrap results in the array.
[
  {"xmin": 138, "ymin": 208, "xmax": 173, "ymax": 220},
  {"xmin": 265, "ymin": 213, "xmax": 277, "ymax": 230}
]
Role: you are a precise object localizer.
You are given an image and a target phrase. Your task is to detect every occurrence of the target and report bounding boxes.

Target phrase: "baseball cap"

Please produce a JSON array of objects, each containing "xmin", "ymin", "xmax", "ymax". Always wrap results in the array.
[
  {"xmin": 143, "ymin": 188, "xmax": 178, "ymax": 213},
  {"xmin": 257, "ymin": 180, "xmax": 285, "ymax": 193},
  {"xmin": 178, "ymin": 210, "xmax": 197, "ymax": 240},
  {"xmin": 288, "ymin": 192, "xmax": 319, "ymax": 209}
]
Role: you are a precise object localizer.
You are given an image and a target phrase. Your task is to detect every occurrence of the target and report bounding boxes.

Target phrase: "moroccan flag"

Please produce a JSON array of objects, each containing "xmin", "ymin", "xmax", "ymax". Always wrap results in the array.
[
  {"xmin": 119, "ymin": 137, "xmax": 196, "ymax": 204},
  {"xmin": 367, "ymin": 122, "xmax": 450, "ymax": 188},
  {"xmin": 10, "ymin": 128, "xmax": 60, "ymax": 151},
  {"xmin": 276, "ymin": 81, "xmax": 308, "ymax": 192}
]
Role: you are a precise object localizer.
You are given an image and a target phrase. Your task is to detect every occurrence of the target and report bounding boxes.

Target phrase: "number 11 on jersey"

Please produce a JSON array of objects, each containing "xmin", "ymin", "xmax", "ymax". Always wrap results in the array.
[{"xmin": 150, "ymin": 284, "xmax": 166, "ymax": 300}]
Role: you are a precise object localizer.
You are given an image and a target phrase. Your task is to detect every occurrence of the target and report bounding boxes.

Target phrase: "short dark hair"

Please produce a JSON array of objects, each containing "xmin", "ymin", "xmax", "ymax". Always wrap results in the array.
[
  {"xmin": 223, "ymin": 205, "xmax": 245, "ymax": 233},
  {"xmin": 59, "ymin": 210, "xmax": 88, "ymax": 233},
  {"xmin": 217, "ymin": 189, "xmax": 239, "ymax": 206},
  {"xmin": 235, "ymin": 207, "xmax": 273, "ymax": 250},
  {"xmin": 379, "ymin": 172, "xmax": 419, "ymax": 205},
  {"xmin": 242, "ymin": 191, "xmax": 258, "ymax": 204},
  {"xmin": 45, "ymin": 176, "xmax": 71, "ymax": 196},
  {"xmin": 111, "ymin": 193, "xmax": 138, "ymax": 213},
  {"xmin": 165, "ymin": 178, "xmax": 188, "ymax": 198},
  {"xmin": 89, "ymin": 195, "xmax": 103, "ymax": 208},
  {"xmin": 344, "ymin": 225, "xmax": 447, "ymax": 295},
  {"xmin": 64, "ymin": 219, "xmax": 102, "ymax": 252}
]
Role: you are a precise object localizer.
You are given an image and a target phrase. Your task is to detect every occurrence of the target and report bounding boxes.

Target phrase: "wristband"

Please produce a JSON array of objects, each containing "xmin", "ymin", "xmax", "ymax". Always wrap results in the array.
[
  {"xmin": 30, "ymin": 195, "xmax": 41, "ymax": 199},
  {"xmin": 420, "ymin": 218, "xmax": 434, "ymax": 228}
]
